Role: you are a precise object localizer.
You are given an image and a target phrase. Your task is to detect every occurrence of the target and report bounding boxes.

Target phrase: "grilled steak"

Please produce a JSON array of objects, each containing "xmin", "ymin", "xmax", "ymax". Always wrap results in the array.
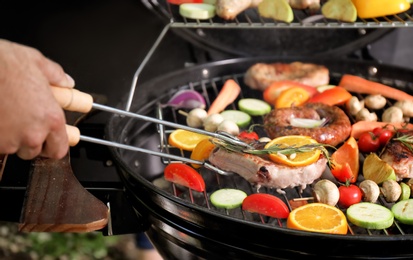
[
  {"xmin": 216, "ymin": 0, "xmax": 258, "ymax": 20},
  {"xmin": 244, "ymin": 62, "xmax": 330, "ymax": 91},
  {"xmin": 380, "ymin": 131, "xmax": 413, "ymax": 181},
  {"xmin": 208, "ymin": 147, "xmax": 327, "ymax": 191}
]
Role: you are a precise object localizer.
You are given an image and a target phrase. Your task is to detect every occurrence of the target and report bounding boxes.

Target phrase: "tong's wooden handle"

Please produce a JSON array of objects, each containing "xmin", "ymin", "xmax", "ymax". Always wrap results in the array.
[
  {"xmin": 66, "ymin": 125, "xmax": 80, "ymax": 147},
  {"xmin": 51, "ymin": 87, "xmax": 94, "ymax": 113}
]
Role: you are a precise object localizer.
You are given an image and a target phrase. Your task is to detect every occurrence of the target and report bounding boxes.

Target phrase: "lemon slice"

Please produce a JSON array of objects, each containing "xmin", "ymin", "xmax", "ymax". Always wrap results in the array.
[
  {"xmin": 258, "ymin": 0, "xmax": 294, "ymax": 23},
  {"xmin": 264, "ymin": 135, "xmax": 321, "ymax": 166},
  {"xmin": 168, "ymin": 129, "xmax": 209, "ymax": 151}
]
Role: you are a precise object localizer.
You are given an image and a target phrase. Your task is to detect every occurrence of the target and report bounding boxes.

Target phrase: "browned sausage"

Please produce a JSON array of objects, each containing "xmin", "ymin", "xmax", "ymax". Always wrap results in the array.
[{"xmin": 263, "ymin": 103, "xmax": 351, "ymax": 146}]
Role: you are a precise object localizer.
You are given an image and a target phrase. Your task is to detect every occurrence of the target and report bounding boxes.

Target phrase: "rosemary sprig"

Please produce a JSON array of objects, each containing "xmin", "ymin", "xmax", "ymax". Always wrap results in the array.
[
  {"xmin": 394, "ymin": 134, "xmax": 413, "ymax": 153},
  {"xmin": 211, "ymin": 138, "xmax": 335, "ymax": 168}
]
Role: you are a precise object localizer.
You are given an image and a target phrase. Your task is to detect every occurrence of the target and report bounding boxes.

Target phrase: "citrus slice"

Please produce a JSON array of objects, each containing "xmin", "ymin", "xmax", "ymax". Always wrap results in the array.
[
  {"xmin": 168, "ymin": 129, "xmax": 209, "ymax": 151},
  {"xmin": 287, "ymin": 203, "xmax": 348, "ymax": 235},
  {"xmin": 264, "ymin": 135, "xmax": 321, "ymax": 167}
]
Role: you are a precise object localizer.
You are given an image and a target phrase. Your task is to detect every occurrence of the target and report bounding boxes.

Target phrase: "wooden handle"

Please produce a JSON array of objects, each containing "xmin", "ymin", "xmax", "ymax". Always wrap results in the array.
[
  {"xmin": 66, "ymin": 125, "xmax": 80, "ymax": 147},
  {"xmin": 51, "ymin": 87, "xmax": 93, "ymax": 113}
]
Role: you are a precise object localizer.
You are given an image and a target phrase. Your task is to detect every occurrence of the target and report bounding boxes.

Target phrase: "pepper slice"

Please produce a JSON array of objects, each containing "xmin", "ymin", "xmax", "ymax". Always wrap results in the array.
[
  {"xmin": 242, "ymin": 193, "xmax": 290, "ymax": 219},
  {"xmin": 351, "ymin": 0, "xmax": 411, "ymax": 19},
  {"xmin": 164, "ymin": 163, "xmax": 206, "ymax": 192}
]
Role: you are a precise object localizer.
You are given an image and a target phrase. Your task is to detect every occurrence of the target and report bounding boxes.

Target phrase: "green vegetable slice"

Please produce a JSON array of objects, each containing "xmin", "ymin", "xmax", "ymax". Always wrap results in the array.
[
  {"xmin": 347, "ymin": 202, "xmax": 394, "ymax": 229},
  {"xmin": 179, "ymin": 3, "xmax": 215, "ymax": 20},
  {"xmin": 220, "ymin": 110, "xmax": 252, "ymax": 128},
  {"xmin": 392, "ymin": 199, "xmax": 413, "ymax": 225},
  {"xmin": 210, "ymin": 189, "xmax": 247, "ymax": 209},
  {"xmin": 400, "ymin": 182, "xmax": 411, "ymax": 201},
  {"xmin": 238, "ymin": 98, "xmax": 271, "ymax": 116}
]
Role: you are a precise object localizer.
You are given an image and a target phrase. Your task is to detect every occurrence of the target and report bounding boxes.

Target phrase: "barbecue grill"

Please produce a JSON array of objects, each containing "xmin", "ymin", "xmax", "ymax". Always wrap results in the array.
[{"xmin": 2, "ymin": 1, "xmax": 413, "ymax": 259}]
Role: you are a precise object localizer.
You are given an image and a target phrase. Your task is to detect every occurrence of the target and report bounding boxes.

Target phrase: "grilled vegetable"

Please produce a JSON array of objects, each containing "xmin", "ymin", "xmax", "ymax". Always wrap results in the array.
[
  {"xmin": 164, "ymin": 163, "xmax": 206, "ymax": 192},
  {"xmin": 392, "ymin": 199, "xmax": 413, "ymax": 225},
  {"xmin": 275, "ymin": 87, "xmax": 310, "ymax": 108},
  {"xmin": 359, "ymin": 180, "xmax": 380, "ymax": 203},
  {"xmin": 203, "ymin": 113, "xmax": 224, "ymax": 132},
  {"xmin": 351, "ymin": 121, "xmax": 413, "ymax": 139},
  {"xmin": 217, "ymin": 120, "xmax": 240, "ymax": 136},
  {"xmin": 381, "ymin": 180, "xmax": 402, "ymax": 203},
  {"xmin": 220, "ymin": 110, "xmax": 251, "ymax": 128},
  {"xmin": 190, "ymin": 139, "xmax": 215, "ymax": 169},
  {"xmin": 262, "ymin": 80, "xmax": 317, "ymax": 105},
  {"xmin": 321, "ymin": 0, "xmax": 357, "ymax": 22},
  {"xmin": 179, "ymin": 3, "xmax": 216, "ymax": 20},
  {"xmin": 210, "ymin": 189, "xmax": 247, "ymax": 209},
  {"xmin": 351, "ymin": 0, "xmax": 411, "ymax": 19},
  {"xmin": 185, "ymin": 108, "xmax": 208, "ymax": 128},
  {"xmin": 207, "ymin": 79, "xmax": 241, "ymax": 115},
  {"xmin": 257, "ymin": 0, "xmax": 294, "ymax": 23},
  {"xmin": 400, "ymin": 182, "xmax": 411, "ymax": 201},
  {"xmin": 339, "ymin": 74, "xmax": 413, "ymax": 101},
  {"xmin": 338, "ymin": 184, "xmax": 362, "ymax": 208},
  {"xmin": 166, "ymin": 89, "xmax": 206, "ymax": 109},
  {"xmin": 238, "ymin": 98, "xmax": 271, "ymax": 116},
  {"xmin": 242, "ymin": 193, "xmax": 290, "ymax": 219},
  {"xmin": 347, "ymin": 202, "xmax": 394, "ymax": 229},
  {"xmin": 363, "ymin": 153, "xmax": 396, "ymax": 185},
  {"xmin": 312, "ymin": 179, "xmax": 340, "ymax": 206},
  {"xmin": 306, "ymin": 86, "xmax": 352, "ymax": 106}
]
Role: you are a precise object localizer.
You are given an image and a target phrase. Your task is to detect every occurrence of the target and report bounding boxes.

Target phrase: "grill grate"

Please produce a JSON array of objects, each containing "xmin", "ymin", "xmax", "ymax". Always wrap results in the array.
[
  {"xmin": 148, "ymin": 0, "xmax": 413, "ymax": 28},
  {"xmin": 155, "ymin": 70, "xmax": 413, "ymax": 237}
]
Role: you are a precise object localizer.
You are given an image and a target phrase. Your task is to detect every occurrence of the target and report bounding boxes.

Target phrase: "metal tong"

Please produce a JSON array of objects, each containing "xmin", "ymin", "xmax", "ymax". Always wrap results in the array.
[{"xmin": 54, "ymin": 87, "xmax": 251, "ymax": 173}]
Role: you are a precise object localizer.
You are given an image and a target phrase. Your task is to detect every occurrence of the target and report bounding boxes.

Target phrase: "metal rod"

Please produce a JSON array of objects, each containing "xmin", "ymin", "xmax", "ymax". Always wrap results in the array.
[
  {"xmin": 125, "ymin": 22, "xmax": 172, "ymax": 112},
  {"xmin": 92, "ymin": 103, "xmax": 253, "ymax": 149}
]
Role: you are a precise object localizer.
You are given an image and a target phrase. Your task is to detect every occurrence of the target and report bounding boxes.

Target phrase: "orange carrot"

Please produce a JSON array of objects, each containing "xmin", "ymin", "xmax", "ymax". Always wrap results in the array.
[
  {"xmin": 351, "ymin": 121, "xmax": 413, "ymax": 139},
  {"xmin": 339, "ymin": 74, "xmax": 413, "ymax": 101},
  {"xmin": 207, "ymin": 79, "xmax": 241, "ymax": 115}
]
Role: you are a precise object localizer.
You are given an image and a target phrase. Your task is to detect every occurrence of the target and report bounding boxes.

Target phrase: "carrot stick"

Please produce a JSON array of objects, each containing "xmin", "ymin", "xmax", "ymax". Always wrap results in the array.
[
  {"xmin": 339, "ymin": 74, "xmax": 413, "ymax": 101},
  {"xmin": 351, "ymin": 121, "xmax": 413, "ymax": 139},
  {"xmin": 207, "ymin": 79, "xmax": 241, "ymax": 115}
]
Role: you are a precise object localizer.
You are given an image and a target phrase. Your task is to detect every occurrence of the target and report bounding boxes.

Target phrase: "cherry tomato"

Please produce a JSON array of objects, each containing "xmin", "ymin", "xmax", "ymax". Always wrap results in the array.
[
  {"xmin": 238, "ymin": 130, "xmax": 259, "ymax": 141},
  {"xmin": 338, "ymin": 184, "xmax": 362, "ymax": 208},
  {"xmin": 242, "ymin": 193, "xmax": 290, "ymax": 219},
  {"xmin": 357, "ymin": 132, "xmax": 380, "ymax": 153},
  {"xmin": 306, "ymin": 87, "xmax": 352, "ymax": 106},
  {"xmin": 164, "ymin": 163, "xmax": 205, "ymax": 192},
  {"xmin": 372, "ymin": 127, "xmax": 394, "ymax": 147},
  {"xmin": 262, "ymin": 80, "xmax": 317, "ymax": 105},
  {"xmin": 331, "ymin": 162, "xmax": 354, "ymax": 183}
]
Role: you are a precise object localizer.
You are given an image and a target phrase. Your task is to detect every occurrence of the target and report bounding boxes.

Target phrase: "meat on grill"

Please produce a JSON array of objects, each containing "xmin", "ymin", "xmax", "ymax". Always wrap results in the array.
[
  {"xmin": 244, "ymin": 62, "xmax": 330, "ymax": 91},
  {"xmin": 263, "ymin": 103, "xmax": 351, "ymax": 147},
  {"xmin": 208, "ymin": 147, "xmax": 327, "ymax": 191},
  {"xmin": 216, "ymin": 0, "xmax": 261, "ymax": 20},
  {"xmin": 288, "ymin": 0, "xmax": 320, "ymax": 10},
  {"xmin": 380, "ymin": 131, "xmax": 413, "ymax": 181}
]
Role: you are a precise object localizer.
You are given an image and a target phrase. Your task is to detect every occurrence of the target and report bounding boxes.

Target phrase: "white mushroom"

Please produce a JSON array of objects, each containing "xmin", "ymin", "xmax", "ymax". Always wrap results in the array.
[
  {"xmin": 346, "ymin": 96, "xmax": 364, "ymax": 116},
  {"xmin": 217, "ymin": 120, "xmax": 239, "ymax": 136},
  {"xmin": 359, "ymin": 180, "xmax": 380, "ymax": 203},
  {"xmin": 382, "ymin": 106, "xmax": 404, "ymax": 123},
  {"xmin": 394, "ymin": 100, "xmax": 413, "ymax": 117},
  {"xmin": 380, "ymin": 179, "xmax": 401, "ymax": 203},
  {"xmin": 364, "ymin": 94, "xmax": 387, "ymax": 110},
  {"xmin": 312, "ymin": 179, "xmax": 340, "ymax": 206},
  {"xmin": 203, "ymin": 113, "xmax": 224, "ymax": 132},
  {"xmin": 355, "ymin": 108, "xmax": 378, "ymax": 122},
  {"xmin": 185, "ymin": 108, "xmax": 208, "ymax": 128}
]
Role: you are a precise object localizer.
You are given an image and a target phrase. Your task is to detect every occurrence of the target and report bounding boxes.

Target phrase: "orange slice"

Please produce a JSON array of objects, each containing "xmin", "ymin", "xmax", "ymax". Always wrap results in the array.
[
  {"xmin": 287, "ymin": 203, "xmax": 348, "ymax": 235},
  {"xmin": 168, "ymin": 129, "xmax": 209, "ymax": 151},
  {"xmin": 264, "ymin": 135, "xmax": 321, "ymax": 167}
]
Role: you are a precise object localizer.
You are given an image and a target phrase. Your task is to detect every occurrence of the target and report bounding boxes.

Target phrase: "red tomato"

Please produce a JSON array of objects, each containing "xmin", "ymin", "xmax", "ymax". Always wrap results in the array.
[
  {"xmin": 338, "ymin": 184, "xmax": 362, "ymax": 208},
  {"xmin": 164, "ymin": 163, "xmax": 206, "ymax": 192},
  {"xmin": 357, "ymin": 132, "xmax": 380, "ymax": 153},
  {"xmin": 306, "ymin": 87, "xmax": 352, "ymax": 106},
  {"xmin": 238, "ymin": 131, "xmax": 259, "ymax": 141},
  {"xmin": 331, "ymin": 162, "xmax": 354, "ymax": 183},
  {"xmin": 263, "ymin": 80, "xmax": 318, "ymax": 105},
  {"xmin": 372, "ymin": 127, "xmax": 394, "ymax": 147},
  {"xmin": 242, "ymin": 193, "xmax": 290, "ymax": 219}
]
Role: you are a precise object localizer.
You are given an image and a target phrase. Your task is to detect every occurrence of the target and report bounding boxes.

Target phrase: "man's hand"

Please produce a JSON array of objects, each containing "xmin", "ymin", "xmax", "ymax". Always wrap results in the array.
[{"xmin": 0, "ymin": 39, "xmax": 75, "ymax": 160}]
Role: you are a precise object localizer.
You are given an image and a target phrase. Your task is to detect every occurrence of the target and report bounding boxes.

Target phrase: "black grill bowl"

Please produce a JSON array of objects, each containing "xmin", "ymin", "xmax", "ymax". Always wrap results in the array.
[{"xmin": 106, "ymin": 57, "xmax": 413, "ymax": 259}]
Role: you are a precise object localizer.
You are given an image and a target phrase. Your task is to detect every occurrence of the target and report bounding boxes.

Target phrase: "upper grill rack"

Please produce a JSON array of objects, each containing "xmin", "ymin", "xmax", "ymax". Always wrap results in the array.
[
  {"xmin": 155, "ymin": 71, "xmax": 413, "ymax": 237},
  {"xmin": 149, "ymin": 0, "xmax": 413, "ymax": 28}
]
